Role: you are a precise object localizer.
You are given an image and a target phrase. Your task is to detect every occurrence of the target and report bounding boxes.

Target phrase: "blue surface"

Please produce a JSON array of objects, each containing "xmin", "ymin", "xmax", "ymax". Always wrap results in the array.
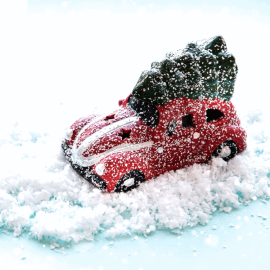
[{"xmin": 1, "ymin": 200, "xmax": 270, "ymax": 270}]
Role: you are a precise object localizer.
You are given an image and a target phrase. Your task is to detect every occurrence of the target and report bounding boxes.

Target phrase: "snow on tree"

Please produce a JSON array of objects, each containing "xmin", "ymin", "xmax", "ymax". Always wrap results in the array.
[{"xmin": 132, "ymin": 36, "xmax": 238, "ymax": 105}]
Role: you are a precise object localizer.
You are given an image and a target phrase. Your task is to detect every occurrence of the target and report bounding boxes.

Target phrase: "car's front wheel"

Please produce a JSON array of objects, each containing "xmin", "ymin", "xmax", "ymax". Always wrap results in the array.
[
  {"xmin": 212, "ymin": 139, "xmax": 239, "ymax": 161},
  {"xmin": 114, "ymin": 170, "xmax": 146, "ymax": 192}
]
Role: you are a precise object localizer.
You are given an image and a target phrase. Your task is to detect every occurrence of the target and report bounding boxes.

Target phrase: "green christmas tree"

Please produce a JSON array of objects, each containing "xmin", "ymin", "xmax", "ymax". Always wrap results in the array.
[{"xmin": 132, "ymin": 36, "xmax": 238, "ymax": 106}]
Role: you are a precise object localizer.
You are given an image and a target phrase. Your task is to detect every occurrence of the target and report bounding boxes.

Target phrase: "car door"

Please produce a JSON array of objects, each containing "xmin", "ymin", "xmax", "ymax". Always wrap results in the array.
[{"xmin": 150, "ymin": 100, "xmax": 206, "ymax": 168}]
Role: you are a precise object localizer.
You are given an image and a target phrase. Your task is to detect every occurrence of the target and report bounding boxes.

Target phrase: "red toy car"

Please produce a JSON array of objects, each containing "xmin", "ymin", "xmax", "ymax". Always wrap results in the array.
[
  {"xmin": 62, "ymin": 94, "xmax": 246, "ymax": 192},
  {"xmin": 62, "ymin": 36, "xmax": 247, "ymax": 192}
]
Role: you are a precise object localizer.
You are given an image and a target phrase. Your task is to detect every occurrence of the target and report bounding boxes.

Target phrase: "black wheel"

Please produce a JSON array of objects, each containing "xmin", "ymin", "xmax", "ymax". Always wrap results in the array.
[
  {"xmin": 114, "ymin": 170, "xmax": 146, "ymax": 193},
  {"xmin": 212, "ymin": 140, "xmax": 239, "ymax": 161}
]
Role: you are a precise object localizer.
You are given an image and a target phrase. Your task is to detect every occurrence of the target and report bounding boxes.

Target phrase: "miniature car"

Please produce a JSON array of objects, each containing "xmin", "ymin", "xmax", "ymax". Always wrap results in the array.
[{"xmin": 62, "ymin": 36, "xmax": 247, "ymax": 192}]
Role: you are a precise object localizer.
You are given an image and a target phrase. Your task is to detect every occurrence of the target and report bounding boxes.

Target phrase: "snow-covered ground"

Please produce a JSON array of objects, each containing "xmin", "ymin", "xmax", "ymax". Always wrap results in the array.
[
  {"xmin": 0, "ymin": 2, "xmax": 270, "ymax": 248},
  {"xmin": 1, "ymin": 99, "xmax": 269, "ymax": 245}
]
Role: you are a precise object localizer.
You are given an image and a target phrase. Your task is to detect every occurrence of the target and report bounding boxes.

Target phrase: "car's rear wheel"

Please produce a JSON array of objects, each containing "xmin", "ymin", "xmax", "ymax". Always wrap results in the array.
[
  {"xmin": 114, "ymin": 170, "xmax": 146, "ymax": 193},
  {"xmin": 212, "ymin": 140, "xmax": 239, "ymax": 161}
]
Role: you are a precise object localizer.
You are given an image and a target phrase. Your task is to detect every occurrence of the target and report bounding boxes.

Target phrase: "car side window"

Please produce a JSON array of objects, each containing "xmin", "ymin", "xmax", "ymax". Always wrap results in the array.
[
  {"xmin": 167, "ymin": 121, "xmax": 177, "ymax": 136},
  {"xmin": 182, "ymin": 114, "xmax": 194, "ymax": 128},
  {"xmin": 206, "ymin": 109, "xmax": 224, "ymax": 123}
]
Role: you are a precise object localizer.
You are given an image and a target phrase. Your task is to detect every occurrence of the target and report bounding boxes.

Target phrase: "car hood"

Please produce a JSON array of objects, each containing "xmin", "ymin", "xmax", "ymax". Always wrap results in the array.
[{"xmin": 70, "ymin": 108, "xmax": 153, "ymax": 167}]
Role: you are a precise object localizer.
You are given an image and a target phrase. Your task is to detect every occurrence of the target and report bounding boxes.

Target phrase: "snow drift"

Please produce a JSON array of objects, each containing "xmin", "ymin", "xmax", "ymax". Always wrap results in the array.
[{"xmin": 0, "ymin": 105, "xmax": 269, "ymax": 244}]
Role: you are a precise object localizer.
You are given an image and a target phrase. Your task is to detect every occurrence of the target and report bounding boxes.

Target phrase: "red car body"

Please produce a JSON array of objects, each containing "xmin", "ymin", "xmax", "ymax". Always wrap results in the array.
[{"xmin": 62, "ymin": 94, "xmax": 247, "ymax": 192}]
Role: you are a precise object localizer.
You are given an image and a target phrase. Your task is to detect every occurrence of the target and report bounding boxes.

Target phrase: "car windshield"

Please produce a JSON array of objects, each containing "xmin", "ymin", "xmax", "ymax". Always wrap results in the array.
[{"xmin": 127, "ymin": 95, "xmax": 159, "ymax": 128}]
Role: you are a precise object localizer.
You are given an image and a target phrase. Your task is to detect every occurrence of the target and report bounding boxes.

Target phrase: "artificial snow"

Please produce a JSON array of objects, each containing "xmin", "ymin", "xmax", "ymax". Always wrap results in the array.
[{"xmin": 0, "ymin": 104, "xmax": 269, "ymax": 245}]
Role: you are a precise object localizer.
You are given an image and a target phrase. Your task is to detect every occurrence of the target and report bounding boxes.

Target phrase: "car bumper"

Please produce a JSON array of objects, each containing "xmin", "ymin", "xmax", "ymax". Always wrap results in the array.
[{"xmin": 61, "ymin": 140, "xmax": 107, "ymax": 191}]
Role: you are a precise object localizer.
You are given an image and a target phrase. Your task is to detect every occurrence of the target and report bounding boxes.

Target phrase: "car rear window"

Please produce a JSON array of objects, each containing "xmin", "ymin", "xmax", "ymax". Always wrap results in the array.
[
  {"xmin": 206, "ymin": 109, "xmax": 224, "ymax": 123},
  {"xmin": 128, "ymin": 95, "xmax": 160, "ymax": 129}
]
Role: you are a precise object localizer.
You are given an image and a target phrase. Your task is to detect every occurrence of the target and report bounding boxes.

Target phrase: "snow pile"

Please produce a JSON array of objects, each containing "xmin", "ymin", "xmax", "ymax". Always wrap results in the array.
[{"xmin": 0, "ymin": 105, "xmax": 269, "ymax": 244}]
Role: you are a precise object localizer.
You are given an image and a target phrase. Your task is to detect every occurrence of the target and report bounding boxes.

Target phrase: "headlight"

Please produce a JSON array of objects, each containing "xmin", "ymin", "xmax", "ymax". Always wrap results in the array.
[{"xmin": 95, "ymin": 163, "xmax": 106, "ymax": 175}]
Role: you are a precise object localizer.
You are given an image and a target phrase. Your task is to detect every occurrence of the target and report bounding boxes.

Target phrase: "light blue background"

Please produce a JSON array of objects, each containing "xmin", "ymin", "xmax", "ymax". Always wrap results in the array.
[
  {"xmin": 27, "ymin": 0, "xmax": 270, "ymax": 20},
  {"xmin": 1, "ymin": 1, "xmax": 270, "ymax": 269},
  {"xmin": 1, "ymin": 200, "xmax": 270, "ymax": 270}
]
